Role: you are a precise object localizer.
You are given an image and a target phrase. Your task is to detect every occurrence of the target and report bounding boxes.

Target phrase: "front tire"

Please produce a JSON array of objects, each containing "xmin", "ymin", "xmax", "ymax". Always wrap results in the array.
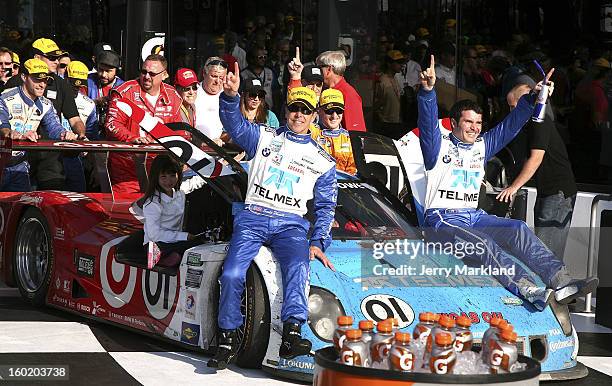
[
  {"xmin": 13, "ymin": 208, "xmax": 54, "ymax": 306},
  {"xmin": 236, "ymin": 264, "xmax": 271, "ymax": 368}
]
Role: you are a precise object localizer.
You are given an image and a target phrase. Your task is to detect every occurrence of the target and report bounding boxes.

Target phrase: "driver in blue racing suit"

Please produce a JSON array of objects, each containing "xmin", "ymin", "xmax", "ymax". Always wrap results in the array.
[
  {"xmin": 417, "ymin": 55, "xmax": 597, "ymax": 310},
  {"xmin": 208, "ymin": 63, "xmax": 337, "ymax": 369}
]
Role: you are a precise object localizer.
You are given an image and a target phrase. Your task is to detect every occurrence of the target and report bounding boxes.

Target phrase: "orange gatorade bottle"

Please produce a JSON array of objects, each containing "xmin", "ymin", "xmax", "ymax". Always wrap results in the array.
[
  {"xmin": 453, "ymin": 315, "xmax": 473, "ymax": 352},
  {"xmin": 359, "ymin": 320, "xmax": 375, "ymax": 345},
  {"xmin": 334, "ymin": 315, "xmax": 353, "ymax": 353},
  {"xmin": 488, "ymin": 329, "xmax": 518, "ymax": 374},
  {"xmin": 339, "ymin": 329, "xmax": 369, "ymax": 367},
  {"xmin": 370, "ymin": 321, "xmax": 394, "ymax": 368},
  {"xmin": 413, "ymin": 312, "xmax": 436, "ymax": 344},
  {"xmin": 429, "ymin": 332, "xmax": 457, "ymax": 374},
  {"xmin": 389, "ymin": 332, "xmax": 415, "ymax": 372}
]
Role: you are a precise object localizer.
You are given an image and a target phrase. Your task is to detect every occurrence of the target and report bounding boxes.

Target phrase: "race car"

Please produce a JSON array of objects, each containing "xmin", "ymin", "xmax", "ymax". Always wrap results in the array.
[{"xmin": 0, "ymin": 107, "xmax": 586, "ymax": 382}]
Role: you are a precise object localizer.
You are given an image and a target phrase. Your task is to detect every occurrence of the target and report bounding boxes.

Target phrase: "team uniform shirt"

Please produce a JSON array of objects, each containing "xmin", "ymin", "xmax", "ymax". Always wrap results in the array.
[
  {"xmin": 105, "ymin": 79, "xmax": 182, "ymax": 194},
  {"xmin": 418, "ymin": 88, "xmax": 535, "ymax": 211},
  {"xmin": 62, "ymin": 93, "xmax": 98, "ymax": 139},
  {"xmin": 219, "ymin": 92, "xmax": 337, "ymax": 250},
  {"xmin": 309, "ymin": 123, "xmax": 357, "ymax": 175},
  {"xmin": 194, "ymin": 85, "xmax": 223, "ymax": 140},
  {"xmin": 333, "ymin": 77, "xmax": 367, "ymax": 132},
  {"xmin": 240, "ymin": 67, "xmax": 275, "ymax": 108},
  {"xmin": 0, "ymin": 87, "xmax": 67, "ymax": 162}
]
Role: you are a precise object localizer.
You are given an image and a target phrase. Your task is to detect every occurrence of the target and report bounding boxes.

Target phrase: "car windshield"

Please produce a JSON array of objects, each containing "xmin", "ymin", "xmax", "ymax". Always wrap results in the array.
[{"xmin": 318, "ymin": 181, "xmax": 421, "ymax": 240}]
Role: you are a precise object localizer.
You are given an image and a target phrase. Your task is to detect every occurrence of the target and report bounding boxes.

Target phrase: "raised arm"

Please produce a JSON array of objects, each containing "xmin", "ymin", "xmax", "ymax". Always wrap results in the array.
[
  {"xmin": 219, "ymin": 61, "xmax": 261, "ymax": 158},
  {"xmin": 417, "ymin": 55, "xmax": 441, "ymax": 171}
]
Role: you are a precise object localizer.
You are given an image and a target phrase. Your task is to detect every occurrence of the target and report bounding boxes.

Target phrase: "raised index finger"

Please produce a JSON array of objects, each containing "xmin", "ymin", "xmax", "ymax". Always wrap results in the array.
[
  {"xmin": 233, "ymin": 61, "xmax": 240, "ymax": 78},
  {"xmin": 295, "ymin": 46, "xmax": 300, "ymax": 62},
  {"xmin": 430, "ymin": 55, "xmax": 435, "ymax": 70},
  {"xmin": 544, "ymin": 67, "xmax": 555, "ymax": 82}
]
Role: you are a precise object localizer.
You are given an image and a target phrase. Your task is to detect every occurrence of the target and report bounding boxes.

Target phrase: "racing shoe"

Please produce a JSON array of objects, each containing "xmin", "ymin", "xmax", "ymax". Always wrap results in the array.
[
  {"xmin": 207, "ymin": 329, "xmax": 239, "ymax": 369},
  {"xmin": 555, "ymin": 277, "xmax": 599, "ymax": 305},
  {"xmin": 519, "ymin": 286, "xmax": 554, "ymax": 311},
  {"xmin": 279, "ymin": 322, "xmax": 312, "ymax": 360}
]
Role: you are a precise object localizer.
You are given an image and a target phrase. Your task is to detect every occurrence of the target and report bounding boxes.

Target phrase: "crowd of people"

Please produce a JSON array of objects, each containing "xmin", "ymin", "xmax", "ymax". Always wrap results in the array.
[{"xmin": 0, "ymin": 17, "xmax": 606, "ymax": 370}]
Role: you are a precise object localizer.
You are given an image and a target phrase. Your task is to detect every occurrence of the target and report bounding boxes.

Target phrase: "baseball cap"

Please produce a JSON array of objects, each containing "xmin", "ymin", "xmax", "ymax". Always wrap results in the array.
[
  {"xmin": 97, "ymin": 50, "xmax": 121, "ymax": 69},
  {"xmin": 287, "ymin": 87, "xmax": 317, "ymax": 110},
  {"xmin": 387, "ymin": 50, "xmax": 406, "ymax": 61},
  {"xmin": 93, "ymin": 42, "xmax": 114, "ymax": 58},
  {"xmin": 244, "ymin": 78, "xmax": 265, "ymax": 94},
  {"xmin": 11, "ymin": 52, "xmax": 19, "ymax": 67},
  {"xmin": 67, "ymin": 61, "xmax": 89, "ymax": 86},
  {"xmin": 174, "ymin": 68, "xmax": 198, "ymax": 88},
  {"xmin": 593, "ymin": 58, "xmax": 611, "ymax": 69},
  {"xmin": 23, "ymin": 58, "xmax": 51, "ymax": 79},
  {"xmin": 319, "ymin": 89, "xmax": 344, "ymax": 110},
  {"xmin": 302, "ymin": 65, "xmax": 323, "ymax": 83},
  {"xmin": 32, "ymin": 38, "xmax": 65, "ymax": 57},
  {"xmin": 502, "ymin": 73, "xmax": 536, "ymax": 97}
]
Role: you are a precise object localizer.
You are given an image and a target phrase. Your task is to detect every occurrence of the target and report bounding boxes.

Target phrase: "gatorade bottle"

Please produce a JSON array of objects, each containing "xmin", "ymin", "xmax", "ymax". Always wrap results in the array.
[
  {"xmin": 429, "ymin": 332, "xmax": 457, "ymax": 374},
  {"xmin": 424, "ymin": 315, "xmax": 455, "ymax": 368},
  {"xmin": 334, "ymin": 315, "xmax": 353, "ymax": 353},
  {"xmin": 359, "ymin": 320, "xmax": 375, "ymax": 345},
  {"xmin": 453, "ymin": 315, "xmax": 473, "ymax": 353},
  {"xmin": 481, "ymin": 317, "xmax": 503, "ymax": 360},
  {"xmin": 488, "ymin": 329, "xmax": 519, "ymax": 374},
  {"xmin": 413, "ymin": 312, "xmax": 436, "ymax": 345},
  {"xmin": 339, "ymin": 329, "xmax": 369, "ymax": 367},
  {"xmin": 370, "ymin": 321, "xmax": 394, "ymax": 368},
  {"xmin": 385, "ymin": 318, "xmax": 400, "ymax": 334},
  {"xmin": 389, "ymin": 332, "xmax": 415, "ymax": 372}
]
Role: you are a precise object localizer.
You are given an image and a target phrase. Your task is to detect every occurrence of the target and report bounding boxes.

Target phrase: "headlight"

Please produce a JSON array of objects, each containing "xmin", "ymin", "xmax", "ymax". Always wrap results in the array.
[{"xmin": 307, "ymin": 286, "xmax": 345, "ymax": 342}]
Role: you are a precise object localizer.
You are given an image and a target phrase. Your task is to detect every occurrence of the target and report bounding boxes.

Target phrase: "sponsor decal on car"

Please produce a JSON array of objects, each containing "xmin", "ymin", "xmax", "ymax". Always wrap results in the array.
[
  {"xmin": 185, "ymin": 291, "xmax": 197, "ymax": 320},
  {"xmin": 360, "ymin": 294, "xmax": 415, "ymax": 328},
  {"xmin": 501, "ymin": 296, "xmax": 523, "ymax": 306},
  {"xmin": 62, "ymin": 280, "xmax": 70, "ymax": 294},
  {"xmin": 185, "ymin": 268, "xmax": 203, "ymax": 288},
  {"xmin": 186, "ymin": 252, "xmax": 203, "ymax": 267},
  {"xmin": 55, "ymin": 277, "xmax": 61, "ymax": 290},
  {"xmin": 92, "ymin": 301, "xmax": 106, "ymax": 316},
  {"xmin": 181, "ymin": 322, "xmax": 200, "ymax": 345},
  {"xmin": 77, "ymin": 303, "xmax": 91, "ymax": 313},
  {"xmin": 278, "ymin": 358, "xmax": 315, "ymax": 370},
  {"xmin": 54, "ymin": 227, "xmax": 65, "ymax": 240},
  {"xmin": 77, "ymin": 254, "xmax": 95, "ymax": 277}
]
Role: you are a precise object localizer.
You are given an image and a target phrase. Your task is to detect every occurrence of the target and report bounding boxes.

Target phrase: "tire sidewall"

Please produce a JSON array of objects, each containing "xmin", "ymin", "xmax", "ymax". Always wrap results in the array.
[{"xmin": 12, "ymin": 207, "xmax": 53, "ymax": 306}]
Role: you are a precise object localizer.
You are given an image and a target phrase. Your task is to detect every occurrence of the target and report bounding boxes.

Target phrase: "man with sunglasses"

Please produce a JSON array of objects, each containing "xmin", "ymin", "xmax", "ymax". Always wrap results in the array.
[
  {"xmin": 208, "ymin": 63, "xmax": 337, "ymax": 369},
  {"xmin": 241, "ymin": 47, "xmax": 275, "ymax": 108},
  {"xmin": 310, "ymin": 89, "xmax": 357, "ymax": 175},
  {"xmin": 195, "ymin": 56, "xmax": 228, "ymax": 145},
  {"xmin": 105, "ymin": 54, "xmax": 182, "ymax": 195},
  {"xmin": 0, "ymin": 59, "xmax": 77, "ymax": 191},
  {"xmin": 11, "ymin": 52, "xmax": 20, "ymax": 77}
]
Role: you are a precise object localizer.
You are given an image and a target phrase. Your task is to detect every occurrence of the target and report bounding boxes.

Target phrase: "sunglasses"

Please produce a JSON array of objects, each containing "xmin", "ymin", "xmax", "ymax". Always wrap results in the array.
[
  {"xmin": 248, "ymin": 92, "xmax": 266, "ymax": 99},
  {"xmin": 288, "ymin": 104, "xmax": 314, "ymax": 115},
  {"xmin": 180, "ymin": 84, "xmax": 198, "ymax": 92},
  {"xmin": 257, "ymin": 55, "xmax": 267, "ymax": 60},
  {"xmin": 206, "ymin": 59, "xmax": 228, "ymax": 69},
  {"xmin": 306, "ymin": 80, "xmax": 323, "ymax": 88},
  {"xmin": 13, "ymin": 64, "xmax": 19, "ymax": 69},
  {"xmin": 140, "ymin": 68, "xmax": 165, "ymax": 77},
  {"xmin": 324, "ymin": 108, "xmax": 344, "ymax": 115},
  {"xmin": 58, "ymin": 63, "xmax": 68, "ymax": 69},
  {"xmin": 43, "ymin": 54, "xmax": 60, "ymax": 61}
]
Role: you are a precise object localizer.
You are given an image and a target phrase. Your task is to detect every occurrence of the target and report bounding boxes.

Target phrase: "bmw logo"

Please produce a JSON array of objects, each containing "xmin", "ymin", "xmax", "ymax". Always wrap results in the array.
[
  {"xmin": 262, "ymin": 147, "xmax": 271, "ymax": 157},
  {"xmin": 442, "ymin": 155, "xmax": 451, "ymax": 163}
]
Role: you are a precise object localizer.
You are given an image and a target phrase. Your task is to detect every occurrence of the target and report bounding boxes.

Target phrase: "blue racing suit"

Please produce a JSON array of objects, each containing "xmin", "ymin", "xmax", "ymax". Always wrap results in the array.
[
  {"xmin": 218, "ymin": 92, "xmax": 337, "ymax": 330},
  {"xmin": 0, "ymin": 87, "xmax": 68, "ymax": 191},
  {"xmin": 418, "ymin": 88, "xmax": 572, "ymax": 309}
]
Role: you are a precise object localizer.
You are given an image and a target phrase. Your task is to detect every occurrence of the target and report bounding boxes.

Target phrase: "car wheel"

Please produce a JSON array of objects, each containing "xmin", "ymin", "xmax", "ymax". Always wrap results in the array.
[
  {"xmin": 12, "ymin": 208, "xmax": 54, "ymax": 306},
  {"xmin": 236, "ymin": 264, "xmax": 270, "ymax": 368}
]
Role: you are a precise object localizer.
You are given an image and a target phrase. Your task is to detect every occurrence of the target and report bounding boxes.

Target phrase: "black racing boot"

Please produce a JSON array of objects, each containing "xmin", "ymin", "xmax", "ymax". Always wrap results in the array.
[
  {"xmin": 279, "ymin": 322, "xmax": 312, "ymax": 359},
  {"xmin": 207, "ymin": 329, "xmax": 239, "ymax": 369}
]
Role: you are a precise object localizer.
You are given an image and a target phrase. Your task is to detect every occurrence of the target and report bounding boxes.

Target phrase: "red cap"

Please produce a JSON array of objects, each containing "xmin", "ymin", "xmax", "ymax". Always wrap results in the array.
[{"xmin": 174, "ymin": 68, "xmax": 198, "ymax": 88}]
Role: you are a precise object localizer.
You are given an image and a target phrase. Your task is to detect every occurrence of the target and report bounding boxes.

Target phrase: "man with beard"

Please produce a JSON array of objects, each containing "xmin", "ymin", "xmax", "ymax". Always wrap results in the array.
[
  {"xmin": 105, "ymin": 54, "xmax": 182, "ymax": 195},
  {"xmin": 194, "ymin": 57, "xmax": 228, "ymax": 145},
  {"xmin": 87, "ymin": 50, "xmax": 124, "ymax": 138}
]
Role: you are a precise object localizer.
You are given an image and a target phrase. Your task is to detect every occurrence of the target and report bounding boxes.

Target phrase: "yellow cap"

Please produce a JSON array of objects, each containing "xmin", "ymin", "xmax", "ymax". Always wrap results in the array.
[
  {"xmin": 214, "ymin": 36, "xmax": 225, "ymax": 45},
  {"xmin": 67, "ymin": 61, "xmax": 89, "ymax": 85},
  {"xmin": 593, "ymin": 58, "xmax": 611, "ymax": 69},
  {"xmin": 287, "ymin": 86, "xmax": 317, "ymax": 110},
  {"xmin": 23, "ymin": 58, "xmax": 50, "ymax": 79},
  {"xmin": 319, "ymin": 89, "xmax": 344, "ymax": 110},
  {"xmin": 387, "ymin": 50, "xmax": 406, "ymax": 61},
  {"xmin": 445, "ymin": 19, "xmax": 457, "ymax": 28},
  {"xmin": 32, "ymin": 38, "xmax": 65, "ymax": 56},
  {"xmin": 11, "ymin": 52, "xmax": 20, "ymax": 65}
]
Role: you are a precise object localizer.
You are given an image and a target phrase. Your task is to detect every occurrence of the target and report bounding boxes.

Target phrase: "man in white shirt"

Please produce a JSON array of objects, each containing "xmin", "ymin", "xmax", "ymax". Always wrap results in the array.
[{"xmin": 194, "ymin": 56, "xmax": 227, "ymax": 144}]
